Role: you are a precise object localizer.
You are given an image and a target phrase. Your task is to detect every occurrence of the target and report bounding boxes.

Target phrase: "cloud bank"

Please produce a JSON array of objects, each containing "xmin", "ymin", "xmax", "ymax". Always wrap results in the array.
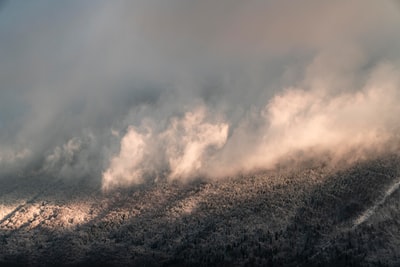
[{"xmin": 0, "ymin": 0, "xmax": 400, "ymax": 190}]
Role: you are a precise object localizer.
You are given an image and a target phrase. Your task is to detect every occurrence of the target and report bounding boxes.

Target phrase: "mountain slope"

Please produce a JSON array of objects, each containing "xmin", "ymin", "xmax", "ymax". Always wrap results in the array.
[{"xmin": 1, "ymin": 155, "xmax": 400, "ymax": 266}]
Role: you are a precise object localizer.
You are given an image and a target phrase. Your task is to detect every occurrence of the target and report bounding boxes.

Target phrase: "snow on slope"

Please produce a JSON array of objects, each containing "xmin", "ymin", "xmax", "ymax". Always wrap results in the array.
[{"xmin": 0, "ymin": 155, "xmax": 400, "ymax": 266}]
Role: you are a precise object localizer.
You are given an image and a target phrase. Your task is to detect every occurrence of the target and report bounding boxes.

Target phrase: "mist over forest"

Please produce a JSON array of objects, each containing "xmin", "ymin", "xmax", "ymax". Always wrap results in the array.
[
  {"xmin": 1, "ymin": 0, "xmax": 399, "ymax": 187},
  {"xmin": 1, "ymin": 1, "xmax": 400, "ymax": 266}
]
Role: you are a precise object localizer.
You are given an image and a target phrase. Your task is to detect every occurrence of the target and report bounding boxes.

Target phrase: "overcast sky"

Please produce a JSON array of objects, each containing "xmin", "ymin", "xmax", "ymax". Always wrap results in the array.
[{"xmin": 1, "ymin": 1, "xmax": 400, "ymax": 188}]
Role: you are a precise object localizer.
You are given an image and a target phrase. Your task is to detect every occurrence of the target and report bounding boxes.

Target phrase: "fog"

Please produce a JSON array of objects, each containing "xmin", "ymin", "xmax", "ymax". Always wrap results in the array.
[{"xmin": 0, "ymin": 0, "xmax": 400, "ymax": 190}]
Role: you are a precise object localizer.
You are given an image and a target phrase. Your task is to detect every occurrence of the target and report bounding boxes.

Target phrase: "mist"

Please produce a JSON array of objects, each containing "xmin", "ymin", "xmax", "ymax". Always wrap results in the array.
[{"xmin": 1, "ymin": 0, "xmax": 400, "ymax": 190}]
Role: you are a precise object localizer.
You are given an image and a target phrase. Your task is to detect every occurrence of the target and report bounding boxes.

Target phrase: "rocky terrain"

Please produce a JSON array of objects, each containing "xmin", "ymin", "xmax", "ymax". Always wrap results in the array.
[{"xmin": 1, "ymin": 154, "xmax": 400, "ymax": 266}]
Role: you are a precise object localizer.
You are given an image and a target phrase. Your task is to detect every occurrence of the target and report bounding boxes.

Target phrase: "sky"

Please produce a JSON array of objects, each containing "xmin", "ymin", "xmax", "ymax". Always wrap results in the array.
[{"xmin": 1, "ymin": 1, "xmax": 400, "ymax": 190}]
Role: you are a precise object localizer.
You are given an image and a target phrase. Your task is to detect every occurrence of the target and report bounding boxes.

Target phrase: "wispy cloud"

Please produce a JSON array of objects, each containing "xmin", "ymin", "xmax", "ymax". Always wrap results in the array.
[{"xmin": 0, "ymin": 1, "xmax": 399, "ymax": 189}]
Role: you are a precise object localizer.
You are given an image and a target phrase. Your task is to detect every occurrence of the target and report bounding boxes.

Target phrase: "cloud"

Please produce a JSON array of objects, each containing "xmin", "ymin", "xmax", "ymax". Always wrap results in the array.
[
  {"xmin": 214, "ymin": 62, "xmax": 400, "ymax": 176},
  {"xmin": 102, "ymin": 107, "xmax": 228, "ymax": 190},
  {"xmin": 0, "ymin": 1, "xmax": 399, "ymax": 189},
  {"xmin": 103, "ymin": 61, "xmax": 400, "ymax": 188}
]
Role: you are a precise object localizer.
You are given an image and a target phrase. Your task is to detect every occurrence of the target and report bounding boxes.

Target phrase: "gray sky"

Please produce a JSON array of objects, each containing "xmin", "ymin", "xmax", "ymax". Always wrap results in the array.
[{"xmin": 1, "ymin": 1, "xmax": 400, "ymax": 187}]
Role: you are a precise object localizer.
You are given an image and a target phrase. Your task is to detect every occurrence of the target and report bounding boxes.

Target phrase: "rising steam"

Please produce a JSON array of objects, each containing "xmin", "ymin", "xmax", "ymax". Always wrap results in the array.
[{"xmin": 0, "ymin": 1, "xmax": 399, "ymax": 190}]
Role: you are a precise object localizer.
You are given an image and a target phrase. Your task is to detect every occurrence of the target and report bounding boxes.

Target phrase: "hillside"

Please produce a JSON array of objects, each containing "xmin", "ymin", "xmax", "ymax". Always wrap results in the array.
[{"xmin": 1, "ymin": 154, "xmax": 400, "ymax": 266}]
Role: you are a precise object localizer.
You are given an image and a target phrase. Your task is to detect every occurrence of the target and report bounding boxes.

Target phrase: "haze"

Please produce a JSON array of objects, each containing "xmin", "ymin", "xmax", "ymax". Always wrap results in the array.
[{"xmin": 0, "ymin": 0, "xmax": 400, "ymax": 191}]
